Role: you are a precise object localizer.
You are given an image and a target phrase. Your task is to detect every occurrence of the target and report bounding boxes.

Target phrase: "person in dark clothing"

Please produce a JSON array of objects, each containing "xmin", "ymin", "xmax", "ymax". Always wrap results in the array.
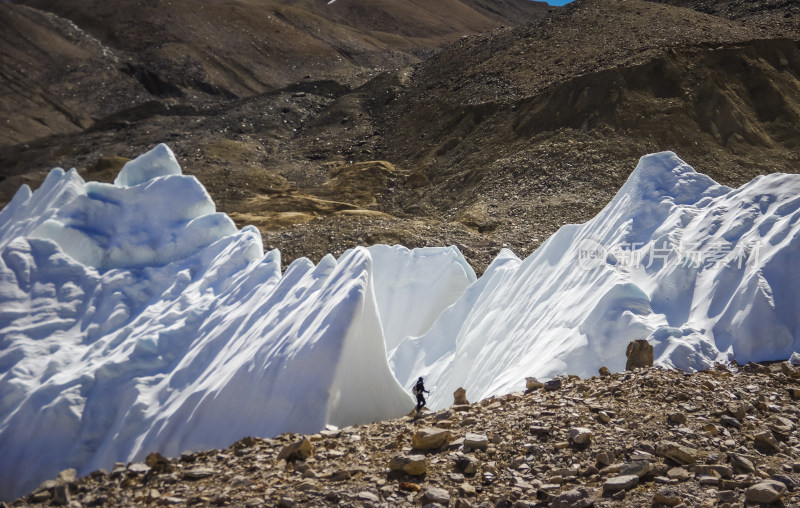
[{"xmin": 413, "ymin": 376, "xmax": 429, "ymax": 412}]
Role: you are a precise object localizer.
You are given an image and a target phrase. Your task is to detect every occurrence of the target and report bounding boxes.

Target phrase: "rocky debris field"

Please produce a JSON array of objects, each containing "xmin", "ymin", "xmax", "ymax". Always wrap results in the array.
[{"xmin": 11, "ymin": 361, "xmax": 800, "ymax": 507}]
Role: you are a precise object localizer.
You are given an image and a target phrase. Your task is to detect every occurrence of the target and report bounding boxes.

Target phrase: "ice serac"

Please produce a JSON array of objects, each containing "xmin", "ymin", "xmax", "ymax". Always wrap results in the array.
[
  {"xmin": 3, "ymin": 145, "xmax": 480, "ymax": 500},
  {"xmin": 392, "ymin": 152, "xmax": 800, "ymax": 409}
]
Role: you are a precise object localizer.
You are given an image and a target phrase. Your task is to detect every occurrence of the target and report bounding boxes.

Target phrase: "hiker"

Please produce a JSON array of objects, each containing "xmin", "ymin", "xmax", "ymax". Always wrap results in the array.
[{"xmin": 412, "ymin": 376, "xmax": 429, "ymax": 412}]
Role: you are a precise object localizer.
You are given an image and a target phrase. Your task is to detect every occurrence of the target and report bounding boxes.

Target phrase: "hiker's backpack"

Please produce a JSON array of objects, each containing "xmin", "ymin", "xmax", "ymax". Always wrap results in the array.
[{"xmin": 412, "ymin": 384, "xmax": 420, "ymax": 396}]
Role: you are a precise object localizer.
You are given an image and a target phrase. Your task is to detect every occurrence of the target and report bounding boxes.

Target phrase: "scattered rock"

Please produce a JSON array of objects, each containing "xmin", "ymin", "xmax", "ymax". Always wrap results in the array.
[
  {"xmin": 420, "ymin": 486, "xmax": 451, "ymax": 505},
  {"xmin": 357, "ymin": 491, "xmax": 379, "ymax": 503},
  {"xmin": 620, "ymin": 460, "xmax": 651, "ymax": 478},
  {"xmin": 183, "ymin": 467, "xmax": 215, "ymax": 480},
  {"xmin": 526, "ymin": 377, "xmax": 544, "ymax": 390},
  {"xmin": 667, "ymin": 412, "xmax": 686, "ymax": 425},
  {"xmin": 656, "ymin": 441, "xmax": 697, "ymax": 465},
  {"xmin": 277, "ymin": 438, "xmax": 313, "ymax": 461},
  {"xmin": 652, "ymin": 487, "xmax": 682, "ymax": 506},
  {"xmin": 388, "ymin": 454, "xmax": 427, "ymax": 476},
  {"xmin": 603, "ymin": 474, "xmax": 639, "ymax": 493},
  {"xmin": 745, "ymin": 480, "xmax": 787, "ymax": 503},
  {"xmin": 411, "ymin": 428, "xmax": 452, "ymax": 450},
  {"xmin": 552, "ymin": 487, "xmax": 597, "ymax": 508},
  {"xmin": 728, "ymin": 453, "xmax": 755, "ymax": 473},
  {"xmin": 453, "ymin": 387, "xmax": 469, "ymax": 405},
  {"xmin": 464, "ymin": 433, "xmax": 489, "ymax": 450},
  {"xmin": 127, "ymin": 462, "xmax": 151, "ymax": 475},
  {"xmin": 568, "ymin": 427, "xmax": 592, "ymax": 446},
  {"xmin": 754, "ymin": 430, "xmax": 781, "ymax": 452},
  {"xmin": 146, "ymin": 452, "xmax": 174, "ymax": 473}
]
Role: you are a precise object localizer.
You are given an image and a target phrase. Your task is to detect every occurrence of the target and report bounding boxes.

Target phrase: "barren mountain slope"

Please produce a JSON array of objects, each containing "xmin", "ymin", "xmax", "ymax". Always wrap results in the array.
[{"xmin": 2, "ymin": 0, "xmax": 800, "ymax": 274}]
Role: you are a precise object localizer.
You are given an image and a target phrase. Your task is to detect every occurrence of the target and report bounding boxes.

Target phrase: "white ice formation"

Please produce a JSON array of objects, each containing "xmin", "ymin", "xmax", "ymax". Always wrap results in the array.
[{"xmin": 1, "ymin": 145, "xmax": 798, "ymax": 499}]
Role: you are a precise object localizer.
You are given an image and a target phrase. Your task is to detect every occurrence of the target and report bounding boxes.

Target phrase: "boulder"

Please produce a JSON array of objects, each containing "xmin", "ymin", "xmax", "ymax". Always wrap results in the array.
[
  {"xmin": 411, "ymin": 428, "xmax": 452, "ymax": 450},
  {"xmin": 453, "ymin": 387, "xmax": 469, "ymax": 405},
  {"xmin": 625, "ymin": 339, "xmax": 653, "ymax": 370}
]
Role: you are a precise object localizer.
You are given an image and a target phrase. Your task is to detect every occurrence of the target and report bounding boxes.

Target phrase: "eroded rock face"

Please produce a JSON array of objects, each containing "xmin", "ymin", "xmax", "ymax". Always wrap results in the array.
[{"xmin": 16, "ymin": 363, "xmax": 800, "ymax": 507}]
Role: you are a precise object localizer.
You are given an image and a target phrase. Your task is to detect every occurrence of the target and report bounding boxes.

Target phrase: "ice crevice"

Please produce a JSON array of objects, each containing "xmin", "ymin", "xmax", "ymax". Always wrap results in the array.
[{"xmin": 1, "ymin": 144, "xmax": 799, "ymax": 500}]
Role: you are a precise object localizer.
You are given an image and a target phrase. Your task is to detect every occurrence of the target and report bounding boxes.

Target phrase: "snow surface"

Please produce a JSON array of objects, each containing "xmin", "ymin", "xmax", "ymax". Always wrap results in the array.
[{"xmin": 1, "ymin": 146, "xmax": 799, "ymax": 499}]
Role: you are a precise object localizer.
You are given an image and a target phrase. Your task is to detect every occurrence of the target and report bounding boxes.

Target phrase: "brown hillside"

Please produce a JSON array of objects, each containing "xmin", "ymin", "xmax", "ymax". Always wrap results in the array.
[{"xmin": 1, "ymin": 0, "xmax": 800, "ymax": 275}]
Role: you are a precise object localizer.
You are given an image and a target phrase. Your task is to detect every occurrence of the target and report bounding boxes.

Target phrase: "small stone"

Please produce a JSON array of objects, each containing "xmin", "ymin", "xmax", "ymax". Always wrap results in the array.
[
  {"xmin": 453, "ymin": 387, "xmax": 469, "ymax": 405},
  {"xmin": 526, "ymin": 377, "xmax": 544, "ymax": 390},
  {"xmin": 595, "ymin": 451, "xmax": 615, "ymax": 466},
  {"xmin": 599, "ymin": 366, "xmax": 611, "ymax": 377},
  {"xmin": 620, "ymin": 460, "xmax": 651, "ymax": 478},
  {"xmin": 530, "ymin": 425, "xmax": 551, "ymax": 435},
  {"xmin": 52, "ymin": 484, "xmax": 70, "ymax": 506},
  {"xmin": 717, "ymin": 490, "xmax": 738, "ymax": 503},
  {"xmin": 754, "ymin": 430, "xmax": 781, "ymax": 452},
  {"xmin": 388, "ymin": 454, "xmax": 427, "ymax": 476},
  {"xmin": 357, "ymin": 491, "xmax": 379, "ymax": 503},
  {"xmin": 745, "ymin": 480, "xmax": 787, "ymax": 503},
  {"xmin": 458, "ymin": 482, "xmax": 476, "ymax": 496},
  {"xmin": 277, "ymin": 438, "xmax": 313, "ymax": 461},
  {"xmin": 720, "ymin": 415, "xmax": 741, "ymax": 428},
  {"xmin": 399, "ymin": 482, "xmax": 422, "ymax": 492},
  {"xmin": 545, "ymin": 378, "xmax": 562, "ymax": 391},
  {"xmin": 728, "ymin": 453, "xmax": 755, "ymax": 473},
  {"xmin": 127, "ymin": 462, "xmax": 151, "ymax": 474},
  {"xmin": 57, "ymin": 469, "xmax": 77, "ymax": 484},
  {"xmin": 464, "ymin": 433, "xmax": 489, "ymax": 450},
  {"xmin": 770, "ymin": 473, "xmax": 797, "ymax": 491},
  {"xmin": 146, "ymin": 452, "xmax": 173, "ymax": 473},
  {"xmin": 569, "ymin": 427, "xmax": 592, "ymax": 446},
  {"xmin": 551, "ymin": 487, "xmax": 597, "ymax": 508},
  {"xmin": 656, "ymin": 441, "xmax": 697, "ymax": 465},
  {"xmin": 603, "ymin": 475, "xmax": 639, "ymax": 493},
  {"xmin": 454, "ymin": 454, "xmax": 478, "ymax": 474},
  {"xmin": 411, "ymin": 427, "xmax": 452, "ymax": 450},
  {"xmin": 420, "ymin": 486, "xmax": 451, "ymax": 505},
  {"xmin": 667, "ymin": 412, "xmax": 686, "ymax": 425},
  {"xmin": 652, "ymin": 487, "xmax": 682, "ymax": 506},
  {"xmin": 666, "ymin": 467, "xmax": 691, "ymax": 481},
  {"xmin": 182, "ymin": 467, "xmax": 214, "ymax": 480}
]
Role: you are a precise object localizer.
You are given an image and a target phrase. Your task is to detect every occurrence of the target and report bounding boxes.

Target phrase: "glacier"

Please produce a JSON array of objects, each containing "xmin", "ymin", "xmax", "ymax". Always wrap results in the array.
[{"xmin": 0, "ymin": 144, "xmax": 799, "ymax": 499}]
